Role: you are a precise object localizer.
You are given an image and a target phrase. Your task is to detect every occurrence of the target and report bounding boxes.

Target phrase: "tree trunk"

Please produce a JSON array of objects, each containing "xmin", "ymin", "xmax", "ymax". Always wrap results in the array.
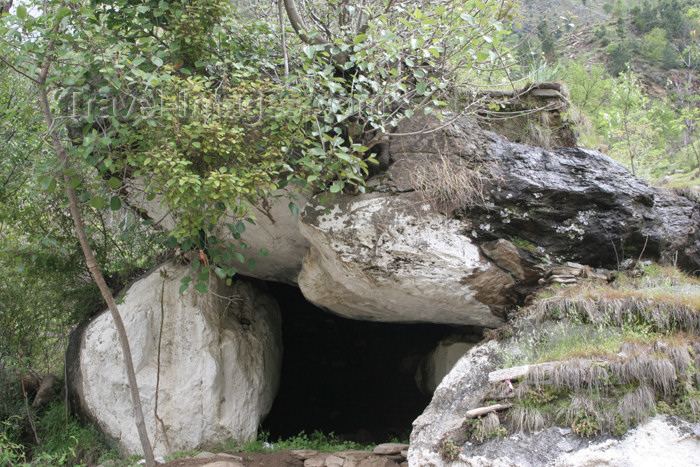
[{"xmin": 36, "ymin": 66, "xmax": 156, "ymax": 467}]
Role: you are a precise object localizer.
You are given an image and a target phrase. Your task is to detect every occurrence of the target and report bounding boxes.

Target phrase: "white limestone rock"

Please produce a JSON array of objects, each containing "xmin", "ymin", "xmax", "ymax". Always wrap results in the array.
[
  {"xmin": 408, "ymin": 339, "xmax": 700, "ymax": 466},
  {"xmin": 125, "ymin": 183, "xmax": 309, "ymax": 284},
  {"xmin": 415, "ymin": 336, "xmax": 476, "ymax": 395},
  {"xmin": 298, "ymin": 194, "xmax": 512, "ymax": 326},
  {"xmin": 212, "ymin": 189, "xmax": 310, "ymax": 284},
  {"xmin": 67, "ymin": 261, "xmax": 282, "ymax": 457}
]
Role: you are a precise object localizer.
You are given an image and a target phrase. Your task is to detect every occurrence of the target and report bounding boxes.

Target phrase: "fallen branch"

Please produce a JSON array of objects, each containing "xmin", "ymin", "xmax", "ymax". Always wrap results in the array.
[{"xmin": 465, "ymin": 403, "xmax": 511, "ymax": 419}]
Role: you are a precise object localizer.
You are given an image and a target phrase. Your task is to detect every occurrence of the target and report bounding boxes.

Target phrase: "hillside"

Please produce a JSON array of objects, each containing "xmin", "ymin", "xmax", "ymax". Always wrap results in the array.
[{"xmin": 509, "ymin": 0, "xmax": 700, "ymax": 189}]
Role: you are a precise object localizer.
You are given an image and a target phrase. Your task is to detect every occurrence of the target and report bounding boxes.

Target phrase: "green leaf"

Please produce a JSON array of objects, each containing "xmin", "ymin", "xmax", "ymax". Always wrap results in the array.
[
  {"xmin": 179, "ymin": 283, "xmax": 189, "ymax": 294},
  {"xmin": 110, "ymin": 196, "xmax": 122, "ymax": 211},
  {"xmin": 151, "ymin": 56, "xmax": 164, "ymax": 67},
  {"xmin": 353, "ymin": 33, "xmax": 368, "ymax": 45},
  {"xmin": 233, "ymin": 252, "xmax": 245, "ymax": 263},
  {"xmin": 247, "ymin": 258, "xmax": 257, "ymax": 271},
  {"xmin": 108, "ymin": 177, "xmax": 121, "ymax": 189},
  {"xmin": 16, "ymin": 5, "xmax": 26, "ymax": 19},
  {"xmin": 90, "ymin": 196, "xmax": 105, "ymax": 210},
  {"xmin": 40, "ymin": 176, "xmax": 56, "ymax": 193},
  {"xmin": 235, "ymin": 221, "xmax": 246, "ymax": 234},
  {"xmin": 197, "ymin": 271, "xmax": 209, "ymax": 282},
  {"xmin": 289, "ymin": 202, "xmax": 299, "ymax": 217},
  {"xmin": 194, "ymin": 282, "xmax": 208, "ymax": 293},
  {"xmin": 214, "ymin": 267, "xmax": 226, "ymax": 279},
  {"xmin": 330, "ymin": 182, "xmax": 344, "ymax": 193}
]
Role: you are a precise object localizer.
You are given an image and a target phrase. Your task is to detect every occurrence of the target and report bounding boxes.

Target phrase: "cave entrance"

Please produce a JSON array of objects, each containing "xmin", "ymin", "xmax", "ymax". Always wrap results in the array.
[{"xmin": 262, "ymin": 283, "xmax": 480, "ymax": 443}]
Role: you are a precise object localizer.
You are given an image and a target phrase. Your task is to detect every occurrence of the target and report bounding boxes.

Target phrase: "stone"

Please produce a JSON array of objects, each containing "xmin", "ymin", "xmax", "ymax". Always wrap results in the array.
[
  {"xmin": 304, "ymin": 455, "xmax": 328, "ymax": 467},
  {"xmin": 324, "ymin": 454, "xmax": 344, "ymax": 467},
  {"xmin": 201, "ymin": 462, "xmax": 244, "ymax": 467},
  {"xmin": 298, "ymin": 195, "xmax": 517, "ymax": 326},
  {"xmin": 408, "ymin": 341, "xmax": 503, "ymax": 466},
  {"xmin": 391, "ymin": 115, "xmax": 700, "ymax": 275},
  {"xmin": 215, "ymin": 453, "xmax": 244, "ymax": 461},
  {"xmin": 373, "ymin": 443, "xmax": 409, "ymax": 455},
  {"xmin": 193, "ymin": 452, "xmax": 217, "ymax": 459},
  {"xmin": 415, "ymin": 336, "xmax": 476, "ymax": 395},
  {"xmin": 212, "ymin": 188, "xmax": 310, "ymax": 284},
  {"xmin": 32, "ymin": 373, "xmax": 57, "ymax": 409},
  {"xmin": 66, "ymin": 261, "xmax": 283, "ymax": 457},
  {"xmin": 290, "ymin": 450, "xmax": 319, "ymax": 460},
  {"xmin": 125, "ymin": 184, "xmax": 309, "ymax": 285}
]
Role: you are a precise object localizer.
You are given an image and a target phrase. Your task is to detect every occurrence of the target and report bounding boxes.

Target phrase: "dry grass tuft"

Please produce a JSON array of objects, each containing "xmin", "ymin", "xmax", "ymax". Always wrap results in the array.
[
  {"xmin": 647, "ymin": 358, "xmax": 677, "ymax": 396},
  {"xmin": 617, "ymin": 385, "xmax": 655, "ymax": 424},
  {"xmin": 587, "ymin": 364, "xmax": 610, "ymax": 392},
  {"xmin": 508, "ymin": 406, "xmax": 547, "ymax": 433},
  {"xmin": 667, "ymin": 345, "xmax": 691, "ymax": 376},
  {"xmin": 553, "ymin": 361, "xmax": 587, "ymax": 391},
  {"xmin": 525, "ymin": 364, "xmax": 548, "ymax": 387},
  {"xmin": 481, "ymin": 412, "xmax": 501, "ymax": 434},
  {"xmin": 408, "ymin": 152, "xmax": 494, "ymax": 212}
]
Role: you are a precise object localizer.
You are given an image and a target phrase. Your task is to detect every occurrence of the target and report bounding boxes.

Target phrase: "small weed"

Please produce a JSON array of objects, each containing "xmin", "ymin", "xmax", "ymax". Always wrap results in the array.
[
  {"xmin": 439, "ymin": 439, "xmax": 462, "ymax": 461},
  {"xmin": 570, "ymin": 411, "xmax": 601, "ymax": 437},
  {"xmin": 521, "ymin": 387, "xmax": 558, "ymax": 405}
]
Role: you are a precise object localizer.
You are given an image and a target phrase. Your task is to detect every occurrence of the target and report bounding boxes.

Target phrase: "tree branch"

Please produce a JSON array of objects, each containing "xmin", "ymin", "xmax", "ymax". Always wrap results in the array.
[{"xmin": 282, "ymin": 0, "xmax": 326, "ymax": 45}]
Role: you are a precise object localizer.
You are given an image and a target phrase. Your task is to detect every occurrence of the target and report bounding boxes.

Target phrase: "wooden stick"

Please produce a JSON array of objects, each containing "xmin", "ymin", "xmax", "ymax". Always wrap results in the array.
[{"xmin": 465, "ymin": 403, "xmax": 511, "ymax": 418}]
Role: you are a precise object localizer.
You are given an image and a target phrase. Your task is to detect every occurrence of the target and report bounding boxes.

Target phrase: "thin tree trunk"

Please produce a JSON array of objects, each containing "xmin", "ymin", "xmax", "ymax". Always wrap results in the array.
[
  {"xmin": 36, "ymin": 68, "xmax": 156, "ymax": 466},
  {"xmin": 278, "ymin": 0, "xmax": 289, "ymax": 79}
]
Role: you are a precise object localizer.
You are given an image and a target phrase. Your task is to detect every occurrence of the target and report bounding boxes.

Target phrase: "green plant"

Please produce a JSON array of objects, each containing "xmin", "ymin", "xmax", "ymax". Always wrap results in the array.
[
  {"xmin": 30, "ymin": 402, "xmax": 115, "ymax": 466},
  {"xmin": 0, "ymin": 418, "xmax": 26, "ymax": 465},
  {"xmin": 570, "ymin": 410, "xmax": 601, "ymax": 437},
  {"xmin": 220, "ymin": 430, "xmax": 373, "ymax": 454},
  {"xmin": 439, "ymin": 439, "xmax": 462, "ymax": 461}
]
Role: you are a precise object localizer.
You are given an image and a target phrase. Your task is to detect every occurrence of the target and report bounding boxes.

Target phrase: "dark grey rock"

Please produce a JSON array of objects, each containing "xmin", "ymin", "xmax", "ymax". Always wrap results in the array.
[{"xmin": 390, "ymin": 116, "xmax": 700, "ymax": 274}]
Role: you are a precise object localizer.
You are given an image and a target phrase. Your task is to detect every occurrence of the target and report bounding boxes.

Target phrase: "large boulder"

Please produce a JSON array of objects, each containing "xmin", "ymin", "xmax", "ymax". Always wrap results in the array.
[
  {"xmin": 66, "ymin": 261, "xmax": 283, "ymax": 457},
  {"xmin": 408, "ymin": 343, "xmax": 700, "ymax": 466},
  {"xmin": 296, "ymin": 115, "xmax": 698, "ymax": 326},
  {"xmin": 125, "ymin": 184, "xmax": 309, "ymax": 285},
  {"xmin": 408, "ymin": 341, "xmax": 502, "ymax": 466},
  {"xmin": 391, "ymin": 115, "xmax": 700, "ymax": 273},
  {"xmin": 298, "ymin": 195, "xmax": 522, "ymax": 326}
]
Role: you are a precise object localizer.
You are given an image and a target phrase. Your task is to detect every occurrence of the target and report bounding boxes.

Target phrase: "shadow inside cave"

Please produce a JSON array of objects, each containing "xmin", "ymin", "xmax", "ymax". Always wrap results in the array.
[{"xmin": 261, "ymin": 282, "xmax": 481, "ymax": 443}]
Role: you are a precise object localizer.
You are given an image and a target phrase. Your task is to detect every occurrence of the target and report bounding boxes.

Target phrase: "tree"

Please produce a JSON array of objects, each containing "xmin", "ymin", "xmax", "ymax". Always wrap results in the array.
[
  {"xmin": 538, "ymin": 19, "xmax": 558, "ymax": 62},
  {"xmin": 1, "ymin": 0, "xmax": 520, "ymax": 462}
]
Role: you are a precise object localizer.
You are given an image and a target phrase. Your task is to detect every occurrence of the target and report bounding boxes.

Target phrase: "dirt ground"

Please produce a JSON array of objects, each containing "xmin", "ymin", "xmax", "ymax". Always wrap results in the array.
[{"xmin": 159, "ymin": 450, "xmax": 305, "ymax": 467}]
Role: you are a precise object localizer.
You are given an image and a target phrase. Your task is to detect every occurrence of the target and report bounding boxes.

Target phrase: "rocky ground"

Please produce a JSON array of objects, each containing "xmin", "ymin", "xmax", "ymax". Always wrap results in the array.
[{"xmin": 140, "ymin": 443, "xmax": 409, "ymax": 467}]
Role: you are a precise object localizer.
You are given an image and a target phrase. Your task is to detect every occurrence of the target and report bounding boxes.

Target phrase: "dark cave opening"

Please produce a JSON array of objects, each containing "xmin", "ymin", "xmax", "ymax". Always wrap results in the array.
[{"xmin": 262, "ymin": 282, "xmax": 480, "ymax": 443}]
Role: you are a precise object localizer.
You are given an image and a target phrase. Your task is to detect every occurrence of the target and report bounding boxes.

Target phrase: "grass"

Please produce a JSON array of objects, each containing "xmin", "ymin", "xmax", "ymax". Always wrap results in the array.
[
  {"xmin": 407, "ymin": 152, "xmax": 494, "ymax": 212},
  {"xmin": 475, "ymin": 264, "xmax": 700, "ymax": 443},
  {"xmin": 0, "ymin": 401, "xmax": 119, "ymax": 467},
  {"xmin": 216, "ymin": 430, "xmax": 378, "ymax": 454}
]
